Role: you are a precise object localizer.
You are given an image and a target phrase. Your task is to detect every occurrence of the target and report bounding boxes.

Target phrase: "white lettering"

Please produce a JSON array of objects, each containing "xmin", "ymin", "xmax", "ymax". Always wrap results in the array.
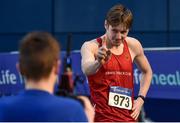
[
  {"xmin": 0, "ymin": 70, "xmax": 19, "ymax": 85},
  {"xmin": 105, "ymin": 71, "xmax": 131, "ymax": 76},
  {"xmin": 134, "ymin": 69, "xmax": 139, "ymax": 84},
  {"xmin": 152, "ymin": 74, "xmax": 159, "ymax": 85},
  {"xmin": 167, "ymin": 74, "xmax": 177, "ymax": 86},
  {"xmin": 9, "ymin": 74, "xmax": 16, "ymax": 84},
  {"xmin": 159, "ymin": 74, "xmax": 167, "ymax": 85},
  {"xmin": 134, "ymin": 69, "xmax": 180, "ymax": 86},
  {"xmin": 176, "ymin": 71, "xmax": 180, "ymax": 85}
]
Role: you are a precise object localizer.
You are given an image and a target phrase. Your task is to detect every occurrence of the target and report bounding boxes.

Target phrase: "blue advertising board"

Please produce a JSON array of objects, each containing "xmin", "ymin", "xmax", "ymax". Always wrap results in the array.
[
  {"xmin": 136, "ymin": 49, "xmax": 180, "ymax": 99},
  {"xmin": 0, "ymin": 52, "xmax": 24, "ymax": 95},
  {"xmin": 0, "ymin": 49, "xmax": 180, "ymax": 99}
]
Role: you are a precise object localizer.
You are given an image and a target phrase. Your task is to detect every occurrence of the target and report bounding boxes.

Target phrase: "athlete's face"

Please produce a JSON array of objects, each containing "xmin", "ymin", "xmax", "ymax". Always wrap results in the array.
[{"xmin": 105, "ymin": 22, "xmax": 129, "ymax": 46}]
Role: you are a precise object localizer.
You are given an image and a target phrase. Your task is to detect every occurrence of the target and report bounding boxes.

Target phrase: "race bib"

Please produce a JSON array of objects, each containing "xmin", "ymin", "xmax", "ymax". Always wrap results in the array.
[{"xmin": 108, "ymin": 86, "xmax": 132, "ymax": 110}]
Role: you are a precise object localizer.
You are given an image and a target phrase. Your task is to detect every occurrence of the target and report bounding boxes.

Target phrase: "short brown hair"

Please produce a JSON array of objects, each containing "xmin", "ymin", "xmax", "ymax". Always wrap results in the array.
[
  {"xmin": 106, "ymin": 4, "xmax": 133, "ymax": 29},
  {"xmin": 19, "ymin": 32, "xmax": 60, "ymax": 81}
]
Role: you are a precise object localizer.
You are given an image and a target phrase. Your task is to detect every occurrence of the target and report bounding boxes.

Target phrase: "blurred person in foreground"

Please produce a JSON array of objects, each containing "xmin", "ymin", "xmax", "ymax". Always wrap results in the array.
[
  {"xmin": 81, "ymin": 4, "xmax": 152, "ymax": 122},
  {"xmin": 0, "ymin": 32, "xmax": 93, "ymax": 122}
]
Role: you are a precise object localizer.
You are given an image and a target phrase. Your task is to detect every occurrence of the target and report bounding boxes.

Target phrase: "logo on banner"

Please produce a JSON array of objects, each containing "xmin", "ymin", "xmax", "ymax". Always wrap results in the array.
[{"xmin": 0, "ymin": 69, "xmax": 24, "ymax": 85}]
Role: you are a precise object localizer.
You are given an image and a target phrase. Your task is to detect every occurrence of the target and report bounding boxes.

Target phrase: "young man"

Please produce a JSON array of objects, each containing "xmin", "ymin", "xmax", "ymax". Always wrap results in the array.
[
  {"xmin": 81, "ymin": 4, "xmax": 152, "ymax": 122},
  {"xmin": 0, "ymin": 32, "xmax": 88, "ymax": 122}
]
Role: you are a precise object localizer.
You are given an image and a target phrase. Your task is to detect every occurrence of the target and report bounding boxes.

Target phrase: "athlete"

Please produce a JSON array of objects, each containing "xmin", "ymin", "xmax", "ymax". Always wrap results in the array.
[{"xmin": 81, "ymin": 4, "xmax": 152, "ymax": 122}]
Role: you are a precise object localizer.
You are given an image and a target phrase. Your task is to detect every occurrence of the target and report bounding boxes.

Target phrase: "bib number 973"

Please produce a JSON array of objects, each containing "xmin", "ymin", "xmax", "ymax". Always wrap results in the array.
[{"xmin": 108, "ymin": 91, "xmax": 132, "ymax": 110}]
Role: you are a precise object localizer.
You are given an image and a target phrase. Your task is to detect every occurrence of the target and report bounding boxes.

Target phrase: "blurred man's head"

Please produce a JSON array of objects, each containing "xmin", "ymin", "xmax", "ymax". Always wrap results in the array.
[{"xmin": 18, "ymin": 32, "xmax": 60, "ymax": 82}]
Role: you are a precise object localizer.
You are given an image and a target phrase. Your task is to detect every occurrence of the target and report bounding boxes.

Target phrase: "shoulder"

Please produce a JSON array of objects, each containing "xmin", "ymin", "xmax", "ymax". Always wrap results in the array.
[
  {"xmin": 126, "ymin": 37, "xmax": 143, "ymax": 48},
  {"xmin": 81, "ymin": 39, "xmax": 99, "ymax": 50},
  {"xmin": 53, "ymin": 96, "xmax": 88, "ymax": 121},
  {"xmin": 0, "ymin": 96, "xmax": 16, "ymax": 111},
  {"xmin": 0, "ymin": 96, "xmax": 16, "ymax": 104},
  {"xmin": 126, "ymin": 36, "xmax": 144, "ymax": 55},
  {"xmin": 81, "ymin": 38, "xmax": 100, "ymax": 56}
]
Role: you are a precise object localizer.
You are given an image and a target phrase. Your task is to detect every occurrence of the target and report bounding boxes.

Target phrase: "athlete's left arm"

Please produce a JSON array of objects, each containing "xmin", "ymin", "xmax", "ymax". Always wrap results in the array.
[{"xmin": 130, "ymin": 40, "xmax": 153, "ymax": 120}]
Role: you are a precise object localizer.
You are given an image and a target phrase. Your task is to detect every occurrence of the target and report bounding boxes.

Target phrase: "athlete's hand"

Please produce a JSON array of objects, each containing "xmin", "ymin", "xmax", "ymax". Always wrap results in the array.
[
  {"xmin": 131, "ymin": 97, "xmax": 144, "ymax": 120},
  {"xmin": 77, "ymin": 96, "xmax": 95, "ymax": 122},
  {"xmin": 96, "ymin": 40, "xmax": 111, "ymax": 64}
]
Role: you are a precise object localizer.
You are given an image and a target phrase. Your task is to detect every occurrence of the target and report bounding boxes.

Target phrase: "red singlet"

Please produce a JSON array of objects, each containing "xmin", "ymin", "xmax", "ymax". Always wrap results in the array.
[{"xmin": 87, "ymin": 37, "xmax": 135, "ymax": 122}]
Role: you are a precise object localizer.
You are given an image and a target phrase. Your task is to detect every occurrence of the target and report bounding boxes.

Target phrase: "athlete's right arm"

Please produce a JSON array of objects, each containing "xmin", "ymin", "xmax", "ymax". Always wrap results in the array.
[{"xmin": 81, "ymin": 41, "xmax": 102, "ymax": 75}]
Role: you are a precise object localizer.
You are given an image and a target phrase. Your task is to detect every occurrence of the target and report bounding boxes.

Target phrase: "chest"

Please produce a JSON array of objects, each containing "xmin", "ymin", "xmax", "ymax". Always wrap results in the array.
[{"xmin": 103, "ymin": 54, "xmax": 132, "ymax": 72}]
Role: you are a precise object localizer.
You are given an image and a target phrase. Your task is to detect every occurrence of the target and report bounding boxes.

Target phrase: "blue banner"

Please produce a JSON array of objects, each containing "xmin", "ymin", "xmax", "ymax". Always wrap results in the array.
[
  {"xmin": 0, "ymin": 49, "xmax": 180, "ymax": 99},
  {"xmin": 134, "ymin": 49, "xmax": 180, "ymax": 99},
  {"xmin": 0, "ymin": 52, "xmax": 24, "ymax": 95}
]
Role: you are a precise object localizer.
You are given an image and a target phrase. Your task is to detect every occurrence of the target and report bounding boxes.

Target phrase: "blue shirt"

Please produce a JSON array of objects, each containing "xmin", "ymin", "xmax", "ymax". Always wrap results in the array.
[{"xmin": 0, "ymin": 89, "xmax": 88, "ymax": 122}]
